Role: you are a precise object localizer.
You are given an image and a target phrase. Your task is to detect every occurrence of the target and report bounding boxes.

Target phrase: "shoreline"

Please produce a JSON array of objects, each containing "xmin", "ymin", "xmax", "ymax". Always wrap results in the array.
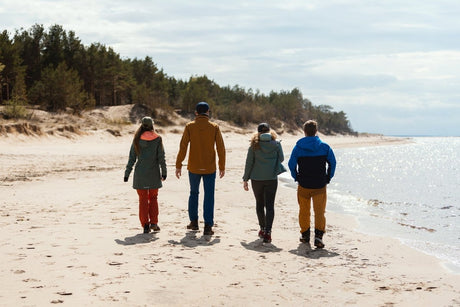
[{"xmin": 1, "ymin": 130, "xmax": 459, "ymax": 306}]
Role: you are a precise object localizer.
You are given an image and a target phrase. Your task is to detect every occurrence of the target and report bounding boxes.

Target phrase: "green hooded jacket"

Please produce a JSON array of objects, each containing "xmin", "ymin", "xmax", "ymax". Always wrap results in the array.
[
  {"xmin": 243, "ymin": 133, "xmax": 284, "ymax": 181},
  {"xmin": 125, "ymin": 132, "xmax": 167, "ymax": 189}
]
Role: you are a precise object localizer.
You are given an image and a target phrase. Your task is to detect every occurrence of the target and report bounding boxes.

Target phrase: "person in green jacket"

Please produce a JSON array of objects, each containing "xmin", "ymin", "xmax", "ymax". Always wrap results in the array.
[
  {"xmin": 124, "ymin": 117, "xmax": 167, "ymax": 234},
  {"xmin": 243, "ymin": 123, "xmax": 285, "ymax": 243}
]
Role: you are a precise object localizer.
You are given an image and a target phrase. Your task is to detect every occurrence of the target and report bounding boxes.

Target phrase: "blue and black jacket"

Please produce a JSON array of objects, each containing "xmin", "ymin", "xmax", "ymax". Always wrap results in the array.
[{"xmin": 288, "ymin": 136, "xmax": 336, "ymax": 189}]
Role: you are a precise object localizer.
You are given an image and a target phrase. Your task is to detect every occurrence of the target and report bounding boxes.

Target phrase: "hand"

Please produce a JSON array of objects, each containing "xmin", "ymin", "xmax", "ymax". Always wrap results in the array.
[
  {"xmin": 219, "ymin": 169, "xmax": 225, "ymax": 178},
  {"xmin": 162, "ymin": 175, "xmax": 167, "ymax": 181},
  {"xmin": 175, "ymin": 168, "xmax": 181, "ymax": 179},
  {"xmin": 124, "ymin": 176, "xmax": 128, "ymax": 182},
  {"xmin": 243, "ymin": 181, "xmax": 249, "ymax": 191}
]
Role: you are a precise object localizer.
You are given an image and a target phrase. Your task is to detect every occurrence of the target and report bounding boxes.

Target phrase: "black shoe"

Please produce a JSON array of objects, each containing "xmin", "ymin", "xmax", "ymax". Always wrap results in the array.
[
  {"xmin": 203, "ymin": 224, "xmax": 214, "ymax": 235},
  {"xmin": 258, "ymin": 229, "xmax": 265, "ymax": 239},
  {"xmin": 263, "ymin": 231, "xmax": 272, "ymax": 243},
  {"xmin": 299, "ymin": 228, "xmax": 310, "ymax": 243},
  {"xmin": 314, "ymin": 229, "xmax": 325, "ymax": 249},
  {"xmin": 187, "ymin": 220, "xmax": 199, "ymax": 231},
  {"xmin": 143, "ymin": 223, "xmax": 150, "ymax": 234},
  {"xmin": 150, "ymin": 224, "xmax": 160, "ymax": 232}
]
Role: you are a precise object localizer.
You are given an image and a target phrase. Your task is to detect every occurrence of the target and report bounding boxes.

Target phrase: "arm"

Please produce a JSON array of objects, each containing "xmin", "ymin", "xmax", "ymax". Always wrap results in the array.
[
  {"xmin": 175, "ymin": 126, "xmax": 190, "ymax": 178},
  {"xmin": 278, "ymin": 142, "xmax": 284, "ymax": 163},
  {"xmin": 157, "ymin": 137, "xmax": 167, "ymax": 180},
  {"xmin": 242, "ymin": 146, "xmax": 254, "ymax": 182},
  {"xmin": 124, "ymin": 144, "xmax": 137, "ymax": 181},
  {"xmin": 215, "ymin": 126, "xmax": 226, "ymax": 178},
  {"xmin": 288, "ymin": 146, "xmax": 298, "ymax": 181},
  {"xmin": 326, "ymin": 147, "xmax": 336, "ymax": 181}
]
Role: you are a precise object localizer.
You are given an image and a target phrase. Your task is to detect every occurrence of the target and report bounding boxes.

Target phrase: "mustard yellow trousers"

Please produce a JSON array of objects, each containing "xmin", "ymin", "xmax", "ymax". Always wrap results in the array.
[{"xmin": 297, "ymin": 185, "xmax": 327, "ymax": 233}]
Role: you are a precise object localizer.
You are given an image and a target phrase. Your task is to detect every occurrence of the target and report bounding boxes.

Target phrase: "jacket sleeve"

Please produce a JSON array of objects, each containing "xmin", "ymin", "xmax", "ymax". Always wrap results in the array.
[
  {"xmin": 124, "ymin": 143, "xmax": 137, "ymax": 178},
  {"xmin": 326, "ymin": 146, "xmax": 336, "ymax": 180},
  {"xmin": 215, "ymin": 125, "xmax": 226, "ymax": 171},
  {"xmin": 278, "ymin": 142, "xmax": 284, "ymax": 163},
  {"xmin": 242, "ymin": 146, "xmax": 254, "ymax": 181},
  {"xmin": 157, "ymin": 137, "xmax": 167, "ymax": 178},
  {"xmin": 288, "ymin": 146, "xmax": 298, "ymax": 181},
  {"xmin": 175, "ymin": 126, "xmax": 190, "ymax": 169}
]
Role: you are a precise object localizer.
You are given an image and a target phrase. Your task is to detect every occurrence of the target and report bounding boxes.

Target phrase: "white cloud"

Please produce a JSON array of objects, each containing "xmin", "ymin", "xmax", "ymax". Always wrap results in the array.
[{"xmin": 1, "ymin": 0, "xmax": 459, "ymax": 135}]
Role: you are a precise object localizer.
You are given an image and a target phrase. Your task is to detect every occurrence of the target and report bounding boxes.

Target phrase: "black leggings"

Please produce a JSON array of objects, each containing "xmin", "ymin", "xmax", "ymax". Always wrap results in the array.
[{"xmin": 251, "ymin": 179, "xmax": 278, "ymax": 232}]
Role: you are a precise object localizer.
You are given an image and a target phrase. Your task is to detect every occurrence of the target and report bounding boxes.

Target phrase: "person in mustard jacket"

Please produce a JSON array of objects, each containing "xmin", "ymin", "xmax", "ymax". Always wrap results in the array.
[
  {"xmin": 242, "ymin": 123, "xmax": 285, "ymax": 243},
  {"xmin": 124, "ymin": 117, "xmax": 167, "ymax": 234},
  {"xmin": 175, "ymin": 102, "xmax": 226, "ymax": 236}
]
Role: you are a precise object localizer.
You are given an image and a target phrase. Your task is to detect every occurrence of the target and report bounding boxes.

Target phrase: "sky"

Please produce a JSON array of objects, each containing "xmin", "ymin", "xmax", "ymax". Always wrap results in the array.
[{"xmin": 1, "ymin": 0, "xmax": 460, "ymax": 136}]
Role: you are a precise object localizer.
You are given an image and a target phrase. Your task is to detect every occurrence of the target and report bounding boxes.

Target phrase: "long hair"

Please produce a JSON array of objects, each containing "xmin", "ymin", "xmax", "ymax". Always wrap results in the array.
[
  {"xmin": 250, "ymin": 130, "xmax": 277, "ymax": 150},
  {"xmin": 133, "ymin": 125, "xmax": 153, "ymax": 155}
]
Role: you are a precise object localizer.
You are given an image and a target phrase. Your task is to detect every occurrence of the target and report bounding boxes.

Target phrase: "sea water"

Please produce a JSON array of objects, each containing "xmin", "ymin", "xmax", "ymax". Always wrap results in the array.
[{"xmin": 281, "ymin": 137, "xmax": 460, "ymax": 272}]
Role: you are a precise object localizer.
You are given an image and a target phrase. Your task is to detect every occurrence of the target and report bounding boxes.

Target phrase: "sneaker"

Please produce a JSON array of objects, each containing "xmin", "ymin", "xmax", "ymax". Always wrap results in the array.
[
  {"xmin": 203, "ymin": 224, "xmax": 214, "ymax": 235},
  {"xmin": 187, "ymin": 220, "xmax": 199, "ymax": 231},
  {"xmin": 150, "ymin": 224, "xmax": 160, "ymax": 232},
  {"xmin": 143, "ymin": 223, "xmax": 150, "ymax": 234},
  {"xmin": 258, "ymin": 229, "xmax": 265, "ymax": 239},
  {"xmin": 263, "ymin": 232, "xmax": 272, "ymax": 243}
]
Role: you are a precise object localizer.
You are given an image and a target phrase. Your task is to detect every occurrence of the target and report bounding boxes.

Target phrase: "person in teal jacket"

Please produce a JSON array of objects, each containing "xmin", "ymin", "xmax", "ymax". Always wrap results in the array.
[
  {"xmin": 124, "ymin": 117, "xmax": 167, "ymax": 234},
  {"xmin": 243, "ymin": 123, "xmax": 285, "ymax": 243}
]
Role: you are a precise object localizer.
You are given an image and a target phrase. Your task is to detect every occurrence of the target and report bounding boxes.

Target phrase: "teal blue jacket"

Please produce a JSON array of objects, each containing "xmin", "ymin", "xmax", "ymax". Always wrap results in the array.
[
  {"xmin": 243, "ymin": 133, "xmax": 284, "ymax": 181},
  {"xmin": 125, "ymin": 132, "xmax": 167, "ymax": 190}
]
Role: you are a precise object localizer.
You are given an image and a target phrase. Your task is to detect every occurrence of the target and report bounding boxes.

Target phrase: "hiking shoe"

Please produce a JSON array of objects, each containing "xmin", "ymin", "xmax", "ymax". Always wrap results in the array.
[
  {"xmin": 143, "ymin": 223, "xmax": 150, "ymax": 234},
  {"xmin": 263, "ymin": 232, "xmax": 272, "ymax": 243},
  {"xmin": 314, "ymin": 229, "xmax": 325, "ymax": 249},
  {"xmin": 299, "ymin": 229, "xmax": 310, "ymax": 243},
  {"xmin": 187, "ymin": 220, "xmax": 199, "ymax": 231},
  {"xmin": 314, "ymin": 237, "xmax": 325, "ymax": 249},
  {"xmin": 258, "ymin": 229, "xmax": 265, "ymax": 239},
  {"xmin": 150, "ymin": 224, "xmax": 160, "ymax": 232},
  {"xmin": 203, "ymin": 224, "xmax": 214, "ymax": 236}
]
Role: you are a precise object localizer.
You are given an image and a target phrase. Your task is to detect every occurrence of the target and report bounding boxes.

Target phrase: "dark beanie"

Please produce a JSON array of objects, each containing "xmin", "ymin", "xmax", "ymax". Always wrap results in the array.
[
  {"xmin": 257, "ymin": 123, "xmax": 270, "ymax": 133},
  {"xmin": 141, "ymin": 116, "xmax": 154, "ymax": 129},
  {"xmin": 196, "ymin": 102, "xmax": 210, "ymax": 114}
]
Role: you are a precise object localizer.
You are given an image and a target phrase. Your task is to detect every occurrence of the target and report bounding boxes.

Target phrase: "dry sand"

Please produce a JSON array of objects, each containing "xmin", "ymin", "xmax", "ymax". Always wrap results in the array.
[{"xmin": 1, "ymin": 107, "xmax": 459, "ymax": 306}]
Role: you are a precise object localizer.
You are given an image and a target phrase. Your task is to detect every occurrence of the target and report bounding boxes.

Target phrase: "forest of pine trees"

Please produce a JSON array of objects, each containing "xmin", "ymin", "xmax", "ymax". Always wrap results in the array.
[{"xmin": 0, "ymin": 24, "xmax": 354, "ymax": 134}]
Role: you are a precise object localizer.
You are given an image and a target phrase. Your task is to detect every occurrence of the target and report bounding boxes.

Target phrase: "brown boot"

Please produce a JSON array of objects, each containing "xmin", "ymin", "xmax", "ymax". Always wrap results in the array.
[
  {"xmin": 187, "ymin": 220, "xmax": 199, "ymax": 230},
  {"xmin": 203, "ymin": 224, "xmax": 214, "ymax": 235}
]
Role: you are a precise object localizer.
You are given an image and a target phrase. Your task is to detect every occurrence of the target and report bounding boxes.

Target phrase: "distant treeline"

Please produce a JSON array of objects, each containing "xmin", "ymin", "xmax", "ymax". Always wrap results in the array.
[{"xmin": 0, "ymin": 24, "xmax": 354, "ymax": 134}]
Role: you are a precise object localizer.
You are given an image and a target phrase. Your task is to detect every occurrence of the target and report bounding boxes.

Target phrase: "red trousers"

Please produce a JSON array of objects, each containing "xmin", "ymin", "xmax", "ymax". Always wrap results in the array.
[{"xmin": 136, "ymin": 189, "xmax": 159, "ymax": 226}]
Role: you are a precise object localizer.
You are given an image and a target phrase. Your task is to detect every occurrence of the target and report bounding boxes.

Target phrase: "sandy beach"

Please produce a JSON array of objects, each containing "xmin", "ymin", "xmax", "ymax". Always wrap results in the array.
[{"xmin": 1, "ymin": 108, "xmax": 459, "ymax": 306}]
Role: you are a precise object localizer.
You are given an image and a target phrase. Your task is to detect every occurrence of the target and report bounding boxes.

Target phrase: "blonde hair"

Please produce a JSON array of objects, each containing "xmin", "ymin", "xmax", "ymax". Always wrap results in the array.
[{"xmin": 250, "ymin": 130, "xmax": 277, "ymax": 149}]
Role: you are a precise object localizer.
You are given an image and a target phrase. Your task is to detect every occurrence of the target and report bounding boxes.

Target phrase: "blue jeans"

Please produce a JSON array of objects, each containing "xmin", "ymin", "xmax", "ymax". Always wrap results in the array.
[{"xmin": 188, "ymin": 171, "xmax": 216, "ymax": 226}]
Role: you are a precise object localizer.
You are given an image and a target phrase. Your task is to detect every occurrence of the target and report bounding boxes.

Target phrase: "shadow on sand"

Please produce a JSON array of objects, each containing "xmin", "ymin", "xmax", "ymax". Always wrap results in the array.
[
  {"xmin": 167, "ymin": 231, "xmax": 221, "ymax": 247},
  {"xmin": 240, "ymin": 239, "xmax": 283, "ymax": 253},
  {"xmin": 115, "ymin": 232, "xmax": 159, "ymax": 245},
  {"xmin": 289, "ymin": 243, "xmax": 339, "ymax": 259}
]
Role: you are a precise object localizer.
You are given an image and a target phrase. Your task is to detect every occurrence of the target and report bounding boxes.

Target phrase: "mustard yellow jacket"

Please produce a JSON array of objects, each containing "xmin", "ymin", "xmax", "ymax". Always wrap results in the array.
[{"xmin": 175, "ymin": 115, "xmax": 226, "ymax": 174}]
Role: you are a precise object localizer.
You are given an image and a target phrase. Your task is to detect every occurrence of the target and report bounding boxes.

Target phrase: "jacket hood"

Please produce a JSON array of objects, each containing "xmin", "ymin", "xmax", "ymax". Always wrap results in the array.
[
  {"xmin": 296, "ymin": 135, "xmax": 322, "ymax": 152},
  {"xmin": 259, "ymin": 133, "xmax": 279, "ymax": 153},
  {"xmin": 140, "ymin": 131, "xmax": 159, "ymax": 141}
]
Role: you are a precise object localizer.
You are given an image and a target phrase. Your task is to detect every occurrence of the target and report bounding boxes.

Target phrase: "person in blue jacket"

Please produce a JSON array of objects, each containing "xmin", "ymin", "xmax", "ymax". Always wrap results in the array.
[{"xmin": 288, "ymin": 120, "xmax": 336, "ymax": 248}]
